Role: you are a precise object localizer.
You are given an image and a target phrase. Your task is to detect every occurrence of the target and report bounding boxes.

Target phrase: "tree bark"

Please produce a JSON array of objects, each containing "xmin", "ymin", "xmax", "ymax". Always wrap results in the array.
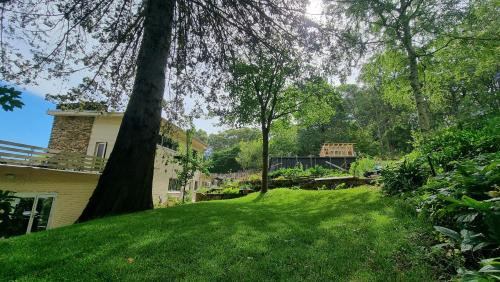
[
  {"xmin": 261, "ymin": 126, "xmax": 270, "ymax": 193},
  {"xmin": 78, "ymin": 0, "xmax": 176, "ymax": 222},
  {"xmin": 401, "ymin": 20, "xmax": 431, "ymax": 131}
]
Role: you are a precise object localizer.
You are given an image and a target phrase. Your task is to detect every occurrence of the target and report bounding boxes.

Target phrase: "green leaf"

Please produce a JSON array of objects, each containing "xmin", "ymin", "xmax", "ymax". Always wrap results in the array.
[
  {"xmin": 434, "ymin": 226, "xmax": 460, "ymax": 242},
  {"xmin": 461, "ymin": 196, "xmax": 492, "ymax": 212},
  {"xmin": 457, "ymin": 212, "xmax": 479, "ymax": 223}
]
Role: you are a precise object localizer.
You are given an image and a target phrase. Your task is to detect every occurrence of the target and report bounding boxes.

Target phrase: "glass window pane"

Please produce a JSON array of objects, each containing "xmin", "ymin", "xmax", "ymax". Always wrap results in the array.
[
  {"xmin": 30, "ymin": 196, "xmax": 54, "ymax": 233},
  {"xmin": 9, "ymin": 197, "xmax": 35, "ymax": 236},
  {"xmin": 168, "ymin": 178, "xmax": 178, "ymax": 191},
  {"xmin": 95, "ymin": 143, "xmax": 107, "ymax": 158}
]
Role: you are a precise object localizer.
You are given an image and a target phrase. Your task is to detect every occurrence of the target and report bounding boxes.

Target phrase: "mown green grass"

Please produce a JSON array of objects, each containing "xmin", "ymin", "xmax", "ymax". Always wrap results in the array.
[{"xmin": 0, "ymin": 186, "xmax": 437, "ymax": 281}]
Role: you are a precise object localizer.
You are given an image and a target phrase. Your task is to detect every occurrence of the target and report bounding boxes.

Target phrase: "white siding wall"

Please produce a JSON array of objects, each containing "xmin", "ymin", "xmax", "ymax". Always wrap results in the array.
[
  {"xmin": 86, "ymin": 116, "xmax": 122, "ymax": 158},
  {"xmin": 86, "ymin": 116, "xmax": 205, "ymax": 204},
  {"xmin": 0, "ymin": 165, "xmax": 99, "ymax": 228}
]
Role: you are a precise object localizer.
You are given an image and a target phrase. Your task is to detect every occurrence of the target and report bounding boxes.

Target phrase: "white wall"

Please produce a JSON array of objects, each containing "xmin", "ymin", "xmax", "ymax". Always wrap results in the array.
[
  {"xmin": 86, "ymin": 116, "xmax": 122, "ymax": 158},
  {"xmin": 87, "ymin": 116, "xmax": 205, "ymax": 205}
]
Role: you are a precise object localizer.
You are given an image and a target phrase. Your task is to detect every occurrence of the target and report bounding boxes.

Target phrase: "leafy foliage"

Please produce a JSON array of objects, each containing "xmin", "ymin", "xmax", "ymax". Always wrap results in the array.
[
  {"xmin": 208, "ymin": 146, "xmax": 242, "ymax": 173},
  {"xmin": 350, "ymin": 156, "xmax": 378, "ymax": 177},
  {"xmin": 268, "ymin": 165, "xmax": 348, "ymax": 180},
  {"xmin": 381, "ymin": 157, "xmax": 429, "ymax": 196},
  {"xmin": 416, "ymin": 117, "xmax": 500, "ymax": 171},
  {"xmin": 172, "ymin": 125, "xmax": 210, "ymax": 202},
  {"xmin": 207, "ymin": 128, "xmax": 260, "ymax": 152},
  {"xmin": 380, "ymin": 115, "xmax": 500, "ymax": 278},
  {"xmin": 0, "ymin": 190, "xmax": 23, "ymax": 238},
  {"xmin": 206, "ymin": 128, "xmax": 261, "ymax": 173},
  {"xmin": 236, "ymin": 139, "xmax": 262, "ymax": 170},
  {"xmin": 0, "ymin": 86, "xmax": 23, "ymax": 111}
]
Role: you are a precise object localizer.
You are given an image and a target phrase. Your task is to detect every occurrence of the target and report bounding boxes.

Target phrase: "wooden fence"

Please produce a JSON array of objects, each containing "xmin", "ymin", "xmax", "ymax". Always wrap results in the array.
[{"xmin": 0, "ymin": 139, "xmax": 106, "ymax": 173}]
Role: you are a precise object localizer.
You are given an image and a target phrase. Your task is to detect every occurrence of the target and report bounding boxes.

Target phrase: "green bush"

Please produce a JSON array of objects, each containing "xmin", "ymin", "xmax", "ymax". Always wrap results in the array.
[
  {"xmin": 379, "ymin": 116, "xmax": 500, "ymax": 279},
  {"xmin": 220, "ymin": 187, "xmax": 240, "ymax": 195},
  {"xmin": 268, "ymin": 166, "xmax": 304, "ymax": 179},
  {"xmin": 349, "ymin": 156, "xmax": 377, "ymax": 177},
  {"xmin": 269, "ymin": 165, "xmax": 348, "ymax": 179},
  {"xmin": 0, "ymin": 190, "xmax": 25, "ymax": 238},
  {"xmin": 246, "ymin": 173, "xmax": 261, "ymax": 182},
  {"xmin": 380, "ymin": 157, "xmax": 429, "ymax": 195},
  {"xmin": 308, "ymin": 165, "xmax": 329, "ymax": 177},
  {"xmin": 417, "ymin": 116, "xmax": 500, "ymax": 172}
]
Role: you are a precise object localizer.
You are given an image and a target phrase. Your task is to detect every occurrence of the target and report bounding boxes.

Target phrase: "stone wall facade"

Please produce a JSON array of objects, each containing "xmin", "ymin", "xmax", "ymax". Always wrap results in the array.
[{"xmin": 48, "ymin": 116, "xmax": 94, "ymax": 154}]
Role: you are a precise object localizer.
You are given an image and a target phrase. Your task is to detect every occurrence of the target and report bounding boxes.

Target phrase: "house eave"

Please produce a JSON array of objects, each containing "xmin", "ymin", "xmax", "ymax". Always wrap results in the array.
[
  {"xmin": 47, "ymin": 110, "xmax": 208, "ymax": 150},
  {"xmin": 47, "ymin": 110, "xmax": 124, "ymax": 117}
]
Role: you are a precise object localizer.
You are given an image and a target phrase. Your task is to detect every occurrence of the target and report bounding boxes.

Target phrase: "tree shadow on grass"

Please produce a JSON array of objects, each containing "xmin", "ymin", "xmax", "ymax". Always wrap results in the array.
[{"xmin": 0, "ymin": 188, "xmax": 437, "ymax": 281}]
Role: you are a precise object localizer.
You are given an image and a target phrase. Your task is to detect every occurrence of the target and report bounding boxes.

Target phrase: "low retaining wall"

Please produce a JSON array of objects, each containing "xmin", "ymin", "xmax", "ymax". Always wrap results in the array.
[
  {"xmin": 195, "ymin": 177, "xmax": 374, "ymax": 202},
  {"xmin": 194, "ymin": 193, "xmax": 245, "ymax": 202}
]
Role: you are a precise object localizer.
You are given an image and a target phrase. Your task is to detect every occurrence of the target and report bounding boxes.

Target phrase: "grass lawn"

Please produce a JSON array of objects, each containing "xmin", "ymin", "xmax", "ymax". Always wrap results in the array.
[{"xmin": 1, "ymin": 186, "xmax": 438, "ymax": 281}]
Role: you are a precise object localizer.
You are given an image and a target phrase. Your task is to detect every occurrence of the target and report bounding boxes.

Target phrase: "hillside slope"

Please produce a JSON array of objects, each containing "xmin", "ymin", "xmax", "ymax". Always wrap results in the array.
[{"xmin": 1, "ymin": 186, "xmax": 437, "ymax": 281}]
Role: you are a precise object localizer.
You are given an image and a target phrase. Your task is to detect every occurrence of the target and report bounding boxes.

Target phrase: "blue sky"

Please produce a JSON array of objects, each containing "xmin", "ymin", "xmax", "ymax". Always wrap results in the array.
[
  {"xmin": 0, "ymin": 0, "xmax": 326, "ymax": 147},
  {"xmin": 0, "ymin": 84, "xmax": 226, "ymax": 149},
  {"xmin": 0, "ymin": 90, "xmax": 55, "ymax": 147}
]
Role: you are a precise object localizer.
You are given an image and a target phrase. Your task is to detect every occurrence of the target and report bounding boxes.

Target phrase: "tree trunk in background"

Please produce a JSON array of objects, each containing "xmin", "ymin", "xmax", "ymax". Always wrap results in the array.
[
  {"xmin": 78, "ymin": 0, "xmax": 176, "ymax": 222},
  {"xmin": 261, "ymin": 127, "xmax": 270, "ymax": 193},
  {"xmin": 402, "ymin": 20, "xmax": 431, "ymax": 132}
]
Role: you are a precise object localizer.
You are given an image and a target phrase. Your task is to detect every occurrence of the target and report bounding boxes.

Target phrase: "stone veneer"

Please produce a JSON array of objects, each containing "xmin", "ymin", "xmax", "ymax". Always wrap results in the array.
[{"xmin": 48, "ymin": 116, "xmax": 94, "ymax": 154}]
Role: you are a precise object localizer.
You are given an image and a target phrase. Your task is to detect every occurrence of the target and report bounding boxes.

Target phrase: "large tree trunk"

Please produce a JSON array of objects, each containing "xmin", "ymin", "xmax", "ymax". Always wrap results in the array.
[
  {"xmin": 78, "ymin": 0, "xmax": 176, "ymax": 222},
  {"xmin": 261, "ymin": 127, "xmax": 270, "ymax": 193},
  {"xmin": 401, "ymin": 21, "xmax": 431, "ymax": 131}
]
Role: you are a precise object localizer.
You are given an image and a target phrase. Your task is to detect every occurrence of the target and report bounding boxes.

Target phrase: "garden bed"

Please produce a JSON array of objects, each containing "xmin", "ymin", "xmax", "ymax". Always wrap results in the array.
[{"xmin": 243, "ymin": 176, "xmax": 373, "ymax": 190}]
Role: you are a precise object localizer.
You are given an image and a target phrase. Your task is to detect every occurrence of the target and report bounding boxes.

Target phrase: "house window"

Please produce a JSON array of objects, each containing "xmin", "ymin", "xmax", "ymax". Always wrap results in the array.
[
  {"xmin": 5, "ymin": 193, "xmax": 56, "ymax": 236},
  {"xmin": 158, "ymin": 135, "xmax": 179, "ymax": 151},
  {"xmin": 168, "ymin": 178, "xmax": 179, "ymax": 191},
  {"xmin": 94, "ymin": 142, "xmax": 107, "ymax": 158}
]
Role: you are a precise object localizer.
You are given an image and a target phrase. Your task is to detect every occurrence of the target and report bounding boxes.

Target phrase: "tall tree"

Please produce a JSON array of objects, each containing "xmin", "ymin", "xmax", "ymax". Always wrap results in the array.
[
  {"xmin": 216, "ymin": 52, "xmax": 299, "ymax": 192},
  {"xmin": 324, "ymin": 0, "xmax": 468, "ymax": 131},
  {"xmin": 207, "ymin": 128, "xmax": 261, "ymax": 151},
  {"xmin": 212, "ymin": 49, "xmax": 335, "ymax": 192},
  {"xmin": 0, "ymin": 0, "xmax": 308, "ymax": 220}
]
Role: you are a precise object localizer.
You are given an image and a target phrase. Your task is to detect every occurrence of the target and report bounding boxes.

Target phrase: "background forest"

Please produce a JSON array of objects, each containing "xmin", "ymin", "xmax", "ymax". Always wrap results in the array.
[{"xmin": 204, "ymin": 0, "xmax": 498, "ymax": 172}]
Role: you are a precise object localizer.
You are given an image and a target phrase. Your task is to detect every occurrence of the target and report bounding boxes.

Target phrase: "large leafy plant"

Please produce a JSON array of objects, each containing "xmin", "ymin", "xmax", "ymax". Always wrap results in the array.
[{"xmin": 380, "ymin": 157, "xmax": 429, "ymax": 195}]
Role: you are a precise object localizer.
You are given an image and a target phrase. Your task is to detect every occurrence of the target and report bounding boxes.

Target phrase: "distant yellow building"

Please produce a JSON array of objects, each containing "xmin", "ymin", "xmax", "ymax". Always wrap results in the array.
[{"xmin": 0, "ymin": 110, "xmax": 207, "ymax": 235}]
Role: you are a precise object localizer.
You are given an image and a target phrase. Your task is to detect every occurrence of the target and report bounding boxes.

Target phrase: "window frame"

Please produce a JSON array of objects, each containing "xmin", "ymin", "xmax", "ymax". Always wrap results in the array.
[
  {"xmin": 94, "ymin": 142, "xmax": 107, "ymax": 158},
  {"xmin": 168, "ymin": 178, "xmax": 179, "ymax": 192},
  {"xmin": 11, "ymin": 192, "xmax": 57, "ymax": 234}
]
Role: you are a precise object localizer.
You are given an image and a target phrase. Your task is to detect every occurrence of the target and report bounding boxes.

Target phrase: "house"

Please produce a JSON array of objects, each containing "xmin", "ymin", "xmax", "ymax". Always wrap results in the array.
[{"xmin": 0, "ymin": 110, "xmax": 207, "ymax": 236}]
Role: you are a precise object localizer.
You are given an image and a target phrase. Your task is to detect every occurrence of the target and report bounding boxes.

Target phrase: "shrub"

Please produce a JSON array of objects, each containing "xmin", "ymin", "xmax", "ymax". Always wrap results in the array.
[
  {"xmin": 349, "ymin": 156, "xmax": 377, "ymax": 177},
  {"xmin": 334, "ymin": 183, "xmax": 348, "ymax": 190},
  {"xmin": 0, "ymin": 190, "xmax": 24, "ymax": 239},
  {"xmin": 268, "ymin": 166, "xmax": 304, "ymax": 179},
  {"xmin": 196, "ymin": 186, "xmax": 210, "ymax": 193},
  {"xmin": 269, "ymin": 165, "xmax": 347, "ymax": 180},
  {"xmin": 380, "ymin": 115, "xmax": 500, "ymax": 279},
  {"xmin": 246, "ymin": 173, "xmax": 261, "ymax": 182},
  {"xmin": 220, "ymin": 187, "xmax": 240, "ymax": 195},
  {"xmin": 417, "ymin": 116, "xmax": 500, "ymax": 172},
  {"xmin": 380, "ymin": 157, "xmax": 429, "ymax": 195},
  {"xmin": 308, "ymin": 165, "xmax": 329, "ymax": 177}
]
